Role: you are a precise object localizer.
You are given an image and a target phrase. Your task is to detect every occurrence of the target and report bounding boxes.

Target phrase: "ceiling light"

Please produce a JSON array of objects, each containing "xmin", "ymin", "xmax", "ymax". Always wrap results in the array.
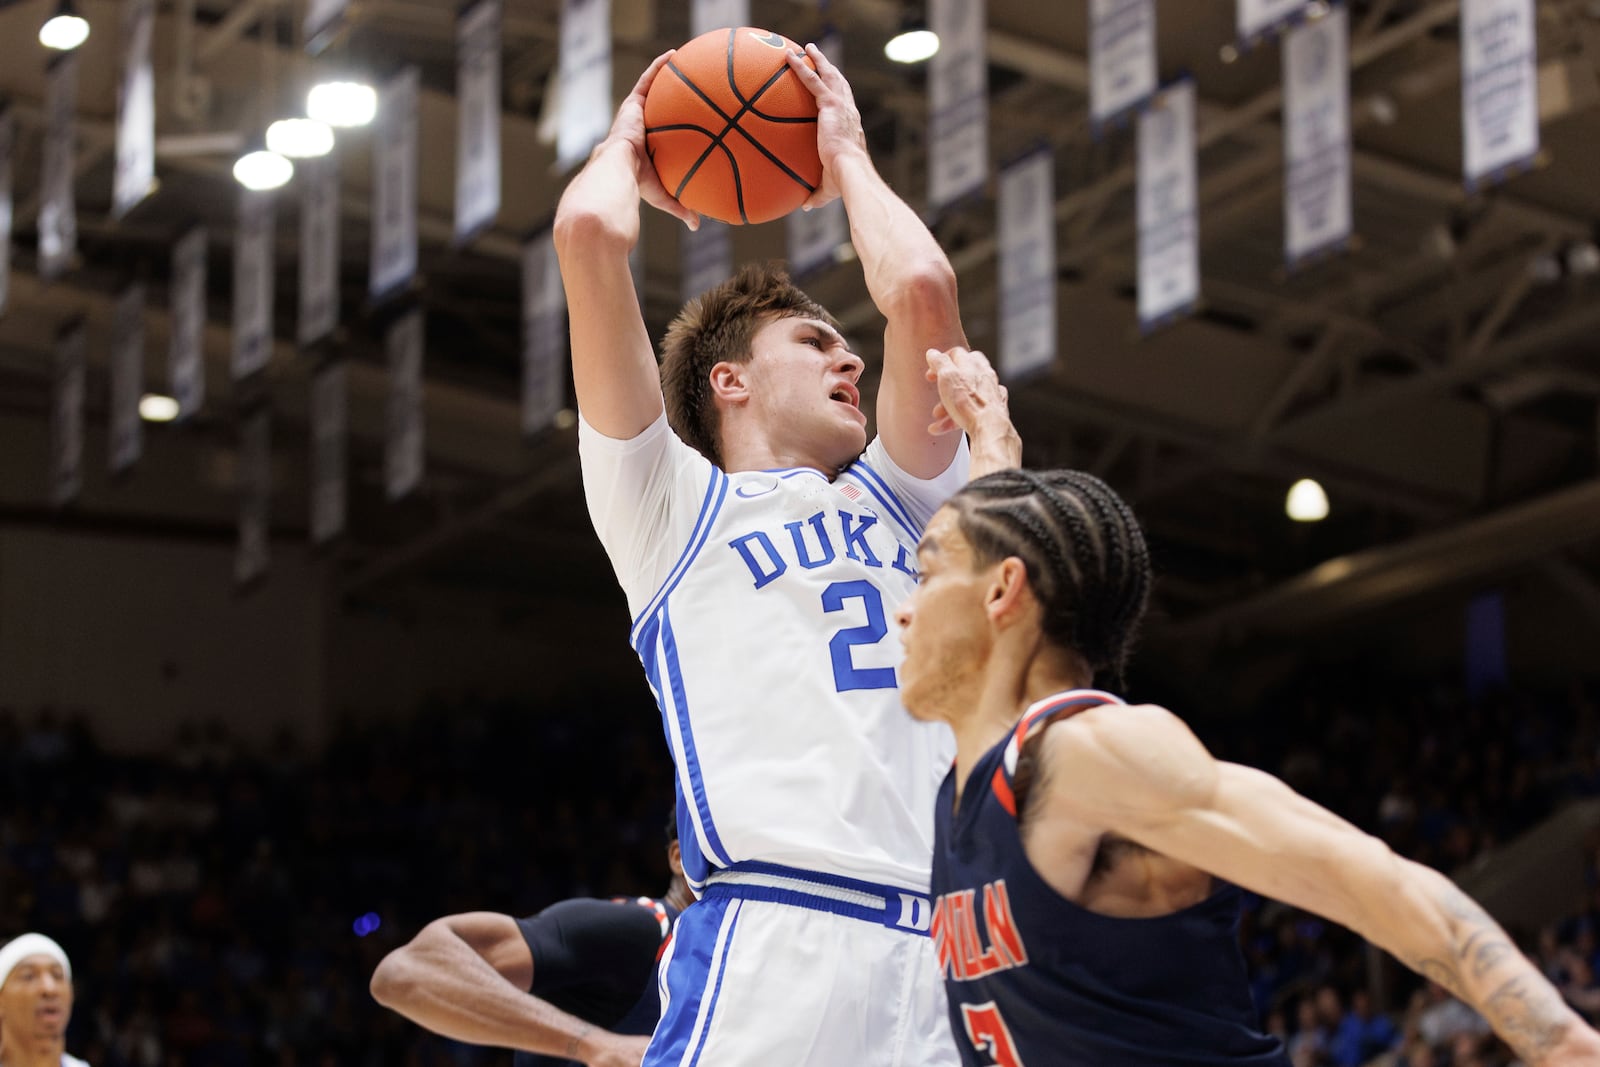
[
  {"xmin": 1286, "ymin": 479, "xmax": 1330, "ymax": 522},
  {"xmin": 307, "ymin": 81, "xmax": 378, "ymax": 128},
  {"xmin": 139, "ymin": 394, "xmax": 180, "ymax": 423},
  {"xmin": 884, "ymin": 28, "xmax": 939, "ymax": 64},
  {"xmin": 39, "ymin": 0, "xmax": 89, "ymax": 51},
  {"xmin": 1219, "ymin": 44, "xmax": 1240, "ymax": 64},
  {"xmin": 266, "ymin": 117, "xmax": 335, "ymax": 158},
  {"xmin": 233, "ymin": 148, "xmax": 293, "ymax": 191}
]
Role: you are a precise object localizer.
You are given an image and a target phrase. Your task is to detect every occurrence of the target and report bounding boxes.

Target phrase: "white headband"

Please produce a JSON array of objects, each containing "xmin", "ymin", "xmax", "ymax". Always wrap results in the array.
[{"xmin": 0, "ymin": 934, "xmax": 71, "ymax": 990}]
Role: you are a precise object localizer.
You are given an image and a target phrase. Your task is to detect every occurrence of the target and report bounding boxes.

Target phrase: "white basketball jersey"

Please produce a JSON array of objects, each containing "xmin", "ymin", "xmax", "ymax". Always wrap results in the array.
[{"xmin": 580, "ymin": 413, "xmax": 967, "ymax": 892}]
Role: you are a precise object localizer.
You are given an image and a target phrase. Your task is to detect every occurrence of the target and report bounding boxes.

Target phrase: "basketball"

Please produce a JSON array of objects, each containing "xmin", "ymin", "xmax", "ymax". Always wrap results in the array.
[{"xmin": 644, "ymin": 27, "xmax": 822, "ymax": 225}]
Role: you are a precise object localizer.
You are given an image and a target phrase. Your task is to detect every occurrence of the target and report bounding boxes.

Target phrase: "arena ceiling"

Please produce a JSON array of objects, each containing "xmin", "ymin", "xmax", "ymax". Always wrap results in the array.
[{"xmin": 0, "ymin": 0, "xmax": 1598, "ymax": 668}]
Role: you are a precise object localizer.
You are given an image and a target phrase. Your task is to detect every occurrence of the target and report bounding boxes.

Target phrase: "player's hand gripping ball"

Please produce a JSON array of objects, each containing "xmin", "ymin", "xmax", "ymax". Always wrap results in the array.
[{"xmin": 644, "ymin": 27, "xmax": 822, "ymax": 225}]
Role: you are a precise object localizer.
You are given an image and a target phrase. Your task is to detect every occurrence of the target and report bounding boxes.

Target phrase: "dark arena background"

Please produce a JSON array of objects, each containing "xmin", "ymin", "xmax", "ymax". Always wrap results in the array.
[{"xmin": 2, "ymin": 1, "xmax": 1600, "ymax": 1065}]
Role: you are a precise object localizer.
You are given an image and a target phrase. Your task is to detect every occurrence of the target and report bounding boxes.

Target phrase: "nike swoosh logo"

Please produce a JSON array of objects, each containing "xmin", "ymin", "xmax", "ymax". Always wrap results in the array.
[
  {"xmin": 735, "ymin": 479, "xmax": 779, "ymax": 499},
  {"xmin": 748, "ymin": 29, "xmax": 786, "ymax": 50}
]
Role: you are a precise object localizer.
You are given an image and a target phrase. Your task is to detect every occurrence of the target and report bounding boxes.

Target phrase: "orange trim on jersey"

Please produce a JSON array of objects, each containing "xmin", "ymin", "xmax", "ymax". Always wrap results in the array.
[
  {"xmin": 656, "ymin": 932, "xmax": 674, "ymax": 962},
  {"xmin": 991, "ymin": 766, "xmax": 1017, "ymax": 816}
]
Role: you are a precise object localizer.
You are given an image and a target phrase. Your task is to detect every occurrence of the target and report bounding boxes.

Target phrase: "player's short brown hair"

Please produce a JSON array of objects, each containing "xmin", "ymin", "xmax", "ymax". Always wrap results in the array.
[{"xmin": 659, "ymin": 261, "xmax": 838, "ymax": 468}]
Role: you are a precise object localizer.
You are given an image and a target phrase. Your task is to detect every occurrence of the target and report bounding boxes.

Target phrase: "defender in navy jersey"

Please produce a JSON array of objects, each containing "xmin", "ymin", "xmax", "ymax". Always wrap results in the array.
[
  {"xmin": 896, "ymin": 469, "xmax": 1600, "ymax": 1067},
  {"xmin": 371, "ymin": 820, "xmax": 691, "ymax": 1066}
]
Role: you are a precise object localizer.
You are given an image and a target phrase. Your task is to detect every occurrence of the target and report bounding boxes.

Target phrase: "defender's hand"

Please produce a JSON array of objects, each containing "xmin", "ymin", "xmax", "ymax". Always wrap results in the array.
[
  {"xmin": 784, "ymin": 43, "xmax": 867, "ymax": 211},
  {"xmin": 602, "ymin": 51, "xmax": 700, "ymax": 230},
  {"xmin": 925, "ymin": 346, "xmax": 1010, "ymax": 438},
  {"xmin": 579, "ymin": 1031, "xmax": 652, "ymax": 1067}
]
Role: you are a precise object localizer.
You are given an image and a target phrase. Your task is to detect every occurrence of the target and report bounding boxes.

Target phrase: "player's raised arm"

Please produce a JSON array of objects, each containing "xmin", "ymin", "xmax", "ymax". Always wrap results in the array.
[
  {"xmin": 369, "ymin": 913, "xmax": 648, "ymax": 1067},
  {"xmin": 1042, "ymin": 707, "xmax": 1600, "ymax": 1067},
  {"xmin": 554, "ymin": 52, "xmax": 698, "ymax": 441},
  {"xmin": 786, "ymin": 44, "xmax": 967, "ymax": 480}
]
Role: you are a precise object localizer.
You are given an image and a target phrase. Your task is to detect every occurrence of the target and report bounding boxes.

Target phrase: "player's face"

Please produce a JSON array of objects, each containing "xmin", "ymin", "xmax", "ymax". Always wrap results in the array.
[
  {"xmin": 0, "ymin": 955, "xmax": 73, "ymax": 1045},
  {"xmin": 896, "ymin": 507, "xmax": 996, "ymax": 724},
  {"xmin": 742, "ymin": 316, "xmax": 867, "ymax": 468}
]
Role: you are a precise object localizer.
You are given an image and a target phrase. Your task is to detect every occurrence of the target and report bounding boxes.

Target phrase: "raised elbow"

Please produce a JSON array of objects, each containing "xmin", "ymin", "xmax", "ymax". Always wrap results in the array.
[
  {"xmin": 882, "ymin": 264, "xmax": 960, "ymax": 332},
  {"xmin": 553, "ymin": 206, "xmax": 631, "ymax": 261},
  {"xmin": 369, "ymin": 950, "xmax": 417, "ymax": 1008}
]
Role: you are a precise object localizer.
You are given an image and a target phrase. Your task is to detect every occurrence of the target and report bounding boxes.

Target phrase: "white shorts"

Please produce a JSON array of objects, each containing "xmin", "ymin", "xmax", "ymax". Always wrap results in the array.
[{"xmin": 643, "ymin": 862, "xmax": 958, "ymax": 1067}]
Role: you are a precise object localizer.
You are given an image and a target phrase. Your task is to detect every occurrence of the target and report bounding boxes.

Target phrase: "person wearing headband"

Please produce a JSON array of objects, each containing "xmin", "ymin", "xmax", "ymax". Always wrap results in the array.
[{"xmin": 0, "ymin": 934, "xmax": 88, "ymax": 1067}]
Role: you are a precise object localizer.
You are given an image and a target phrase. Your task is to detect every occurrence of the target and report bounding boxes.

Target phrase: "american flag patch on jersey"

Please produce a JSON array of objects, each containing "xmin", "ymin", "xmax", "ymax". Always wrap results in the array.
[{"xmin": 837, "ymin": 483, "xmax": 862, "ymax": 502}]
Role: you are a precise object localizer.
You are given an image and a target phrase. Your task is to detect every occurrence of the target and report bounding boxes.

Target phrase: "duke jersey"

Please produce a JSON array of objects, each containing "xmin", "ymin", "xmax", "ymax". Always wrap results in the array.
[
  {"xmin": 931, "ymin": 690, "xmax": 1290, "ymax": 1067},
  {"xmin": 580, "ymin": 412, "xmax": 967, "ymax": 894}
]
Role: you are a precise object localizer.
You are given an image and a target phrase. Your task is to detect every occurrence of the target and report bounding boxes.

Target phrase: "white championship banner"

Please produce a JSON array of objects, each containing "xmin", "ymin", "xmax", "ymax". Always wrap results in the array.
[
  {"xmin": 114, "ymin": 0, "xmax": 155, "ymax": 219},
  {"xmin": 787, "ymin": 31, "xmax": 847, "ymax": 277},
  {"xmin": 692, "ymin": 0, "xmax": 748, "ymax": 35},
  {"xmin": 233, "ymin": 192, "xmax": 275, "ymax": 381},
  {"xmin": 51, "ymin": 323, "xmax": 86, "ymax": 508},
  {"xmin": 1462, "ymin": 0, "xmax": 1539, "ymax": 190},
  {"xmin": 371, "ymin": 67, "xmax": 420, "ymax": 300},
  {"xmin": 0, "ymin": 108, "xmax": 12, "ymax": 317},
  {"xmin": 522, "ymin": 231, "xmax": 567, "ymax": 435},
  {"xmin": 1090, "ymin": 0, "xmax": 1157, "ymax": 128},
  {"xmin": 681, "ymin": 220, "xmax": 731, "ymax": 305},
  {"xmin": 385, "ymin": 309, "xmax": 425, "ymax": 501},
  {"xmin": 311, "ymin": 361, "xmax": 347, "ymax": 545},
  {"xmin": 39, "ymin": 53, "xmax": 77, "ymax": 280},
  {"xmin": 109, "ymin": 283, "xmax": 145, "ymax": 475},
  {"xmin": 456, "ymin": 0, "xmax": 502, "ymax": 243},
  {"xmin": 998, "ymin": 149, "xmax": 1057, "ymax": 382},
  {"xmin": 557, "ymin": 0, "xmax": 612, "ymax": 171},
  {"xmin": 299, "ymin": 154, "xmax": 340, "ymax": 347},
  {"xmin": 304, "ymin": 0, "xmax": 348, "ymax": 52},
  {"xmin": 1137, "ymin": 80, "xmax": 1200, "ymax": 330},
  {"xmin": 236, "ymin": 409, "xmax": 270, "ymax": 586},
  {"xmin": 1238, "ymin": 0, "xmax": 1306, "ymax": 43},
  {"xmin": 1283, "ymin": 7, "xmax": 1351, "ymax": 265},
  {"xmin": 928, "ymin": 0, "xmax": 988, "ymax": 210},
  {"xmin": 170, "ymin": 227, "xmax": 206, "ymax": 419}
]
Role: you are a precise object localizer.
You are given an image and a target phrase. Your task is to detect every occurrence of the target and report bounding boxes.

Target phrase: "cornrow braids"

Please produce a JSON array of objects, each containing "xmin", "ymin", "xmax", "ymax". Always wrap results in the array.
[{"xmin": 949, "ymin": 468, "xmax": 1153, "ymax": 686}]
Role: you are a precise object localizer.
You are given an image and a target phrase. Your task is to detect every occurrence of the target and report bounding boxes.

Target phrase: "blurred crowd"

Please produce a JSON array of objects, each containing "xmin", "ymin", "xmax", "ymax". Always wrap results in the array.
[{"xmin": 1, "ymin": 673, "xmax": 1597, "ymax": 1066}]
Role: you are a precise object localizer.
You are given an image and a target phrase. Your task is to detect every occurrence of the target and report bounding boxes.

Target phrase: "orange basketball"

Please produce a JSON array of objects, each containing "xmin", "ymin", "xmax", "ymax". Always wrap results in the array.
[{"xmin": 644, "ymin": 27, "xmax": 822, "ymax": 225}]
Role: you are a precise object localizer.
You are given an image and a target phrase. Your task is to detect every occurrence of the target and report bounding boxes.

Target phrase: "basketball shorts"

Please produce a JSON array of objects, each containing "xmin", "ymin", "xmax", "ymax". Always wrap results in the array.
[{"xmin": 642, "ymin": 861, "xmax": 958, "ymax": 1067}]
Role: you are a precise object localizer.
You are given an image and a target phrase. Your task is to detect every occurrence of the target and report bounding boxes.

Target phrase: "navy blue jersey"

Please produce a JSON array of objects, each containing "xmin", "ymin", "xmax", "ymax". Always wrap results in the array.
[{"xmin": 931, "ymin": 690, "xmax": 1289, "ymax": 1067}]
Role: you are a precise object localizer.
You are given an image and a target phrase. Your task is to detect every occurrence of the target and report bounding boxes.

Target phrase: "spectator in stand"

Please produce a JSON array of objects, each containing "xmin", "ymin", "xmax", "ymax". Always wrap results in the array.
[
  {"xmin": 1409, "ymin": 981, "xmax": 1491, "ymax": 1050},
  {"xmin": 0, "ymin": 933, "xmax": 90, "ymax": 1067},
  {"xmin": 1329, "ymin": 988, "xmax": 1401, "ymax": 1066},
  {"xmin": 1287, "ymin": 999, "xmax": 1330, "ymax": 1067}
]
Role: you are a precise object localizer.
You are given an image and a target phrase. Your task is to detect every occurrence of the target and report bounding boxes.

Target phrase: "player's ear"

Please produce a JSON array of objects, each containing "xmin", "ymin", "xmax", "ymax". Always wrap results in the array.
[
  {"xmin": 987, "ymin": 556, "xmax": 1034, "ymax": 628},
  {"xmin": 708, "ymin": 361, "xmax": 751, "ymax": 405},
  {"xmin": 667, "ymin": 840, "xmax": 684, "ymax": 877}
]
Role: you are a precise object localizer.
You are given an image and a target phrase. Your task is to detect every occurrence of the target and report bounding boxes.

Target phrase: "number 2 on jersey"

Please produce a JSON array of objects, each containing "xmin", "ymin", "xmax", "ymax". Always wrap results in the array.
[
  {"xmin": 961, "ymin": 1002, "xmax": 1025, "ymax": 1067},
  {"xmin": 821, "ymin": 580, "xmax": 896, "ymax": 692}
]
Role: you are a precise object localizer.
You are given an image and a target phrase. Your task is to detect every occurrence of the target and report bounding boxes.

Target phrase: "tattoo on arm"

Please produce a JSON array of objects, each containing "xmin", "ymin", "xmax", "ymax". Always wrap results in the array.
[{"xmin": 1403, "ymin": 883, "xmax": 1571, "ymax": 1064}]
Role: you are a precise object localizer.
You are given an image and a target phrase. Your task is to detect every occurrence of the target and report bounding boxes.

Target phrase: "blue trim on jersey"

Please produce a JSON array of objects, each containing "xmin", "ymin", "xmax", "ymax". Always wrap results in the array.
[
  {"xmin": 630, "ymin": 468, "xmax": 729, "ymax": 642},
  {"xmin": 659, "ymin": 605, "xmax": 733, "ymax": 871},
  {"xmin": 643, "ymin": 898, "xmax": 744, "ymax": 1067},
  {"xmin": 686, "ymin": 902, "xmax": 743, "ymax": 1067},
  {"xmin": 712, "ymin": 860, "xmax": 932, "ymax": 935},
  {"xmin": 848, "ymin": 460, "xmax": 923, "ymax": 541}
]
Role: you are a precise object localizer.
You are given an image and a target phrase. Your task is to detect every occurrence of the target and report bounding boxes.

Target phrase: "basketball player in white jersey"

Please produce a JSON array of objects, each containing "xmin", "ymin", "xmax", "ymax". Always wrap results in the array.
[
  {"xmin": 554, "ymin": 40, "xmax": 1020, "ymax": 1067},
  {"xmin": 0, "ymin": 934, "xmax": 91, "ymax": 1067}
]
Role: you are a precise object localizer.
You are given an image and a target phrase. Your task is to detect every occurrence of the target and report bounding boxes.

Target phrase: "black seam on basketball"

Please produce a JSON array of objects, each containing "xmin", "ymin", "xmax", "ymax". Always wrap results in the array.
[
  {"xmin": 742, "ymin": 109, "xmax": 818, "ymax": 124},
  {"xmin": 712, "ymin": 138, "xmax": 749, "ymax": 225},
  {"xmin": 668, "ymin": 53, "xmax": 818, "ymax": 205},
  {"xmin": 726, "ymin": 28, "xmax": 745, "ymax": 106},
  {"xmin": 644, "ymin": 123, "xmax": 724, "ymax": 137},
  {"xmin": 666, "ymin": 61, "xmax": 737, "ymax": 126}
]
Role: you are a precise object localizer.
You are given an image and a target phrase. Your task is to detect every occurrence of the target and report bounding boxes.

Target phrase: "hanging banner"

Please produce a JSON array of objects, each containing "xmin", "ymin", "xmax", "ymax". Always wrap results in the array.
[
  {"xmin": 1136, "ymin": 80, "xmax": 1199, "ymax": 330},
  {"xmin": 310, "ymin": 360, "xmax": 346, "ymax": 545},
  {"xmin": 1237, "ymin": 0, "xmax": 1306, "ymax": 43},
  {"xmin": 371, "ymin": 67, "xmax": 420, "ymax": 301},
  {"xmin": 233, "ymin": 192, "xmax": 274, "ymax": 381},
  {"xmin": 236, "ymin": 409, "xmax": 270, "ymax": 586},
  {"xmin": 1462, "ymin": 0, "xmax": 1539, "ymax": 190},
  {"xmin": 998, "ymin": 149, "xmax": 1056, "ymax": 382},
  {"xmin": 170, "ymin": 227, "xmax": 206, "ymax": 419},
  {"xmin": 304, "ymin": 0, "xmax": 349, "ymax": 52},
  {"xmin": 691, "ymin": 0, "xmax": 749, "ymax": 35},
  {"xmin": 50, "ymin": 322, "xmax": 86, "ymax": 508},
  {"xmin": 787, "ymin": 31, "xmax": 848, "ymax": 276},
  {"xmin": 385, "ymin": 309, "xmax": 424, "ymax": 500},
  {"xmin": 681, "ymin": 220, "xmax": 731, "ymax": 304},
  {"xmin": 114, "ymin": 0, "xmax": 155, "ymax": 219},
  {"xmin": 1284, "ymin": 7, "xmax": 1351, "ymax": 265},
  {"xmin": 0, "ymin": 108, "xmax": 13, "ymax": 318},
  {"xmin": 109, "ymin": 283, "xmax": 145, "ymax": 475},
  {"xmin": 39, "ymin": 53, "xmax": 78, "ymax": 280},
  {"xmin": 522, "ymin": 232, "xmax": 566, "ymax": 435},
  {"xmin": 456, "ymin": 0, "xmax": 501, "ymax": 244},
  {"xmin": 299, "ymin": 154, "xmax": 340, "ymax": 347},
  {"xmin": 557, "ymin": 0, "xmax": 612, "ymax": 171},
  {"xmin": 1090, "ymin": 0, "xmax": 1157, "ymax": 128},
  {"xmin": 928, "ymin": 0, "xmax": 987, "ymax": 211}
]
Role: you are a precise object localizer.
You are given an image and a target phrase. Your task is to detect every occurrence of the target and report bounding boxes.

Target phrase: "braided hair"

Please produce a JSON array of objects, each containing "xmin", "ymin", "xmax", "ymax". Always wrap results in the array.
[{"xmin": 948, "ymin": 469, "xmax": 1152, "ymax": 686}]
